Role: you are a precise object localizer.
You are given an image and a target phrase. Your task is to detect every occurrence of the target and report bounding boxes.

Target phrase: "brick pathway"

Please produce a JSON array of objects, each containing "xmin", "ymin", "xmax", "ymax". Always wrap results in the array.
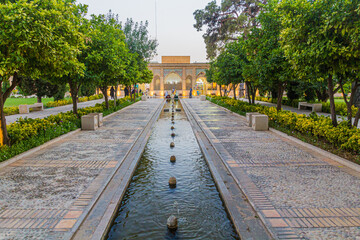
[
  {"xmin": 183, "ymin": 98, "xmax": 360, "ymax": 240},
  {"xmin": 6, "ymin": 99, "xmax": 105, "ymax": 124},
  {"xmin": 0, "ymin": 99, "xmax": 163, "ymax": 240}
]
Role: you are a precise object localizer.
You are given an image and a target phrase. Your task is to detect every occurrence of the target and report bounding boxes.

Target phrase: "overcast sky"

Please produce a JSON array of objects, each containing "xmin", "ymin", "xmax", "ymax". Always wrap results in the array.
[{"xmin": 77, "ymin": 0, "xmax": 215, "ymax": 63}]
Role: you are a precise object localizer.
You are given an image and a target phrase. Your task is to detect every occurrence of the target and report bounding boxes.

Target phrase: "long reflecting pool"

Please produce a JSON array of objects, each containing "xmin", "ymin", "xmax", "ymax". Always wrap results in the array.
[{"xmin": 107, "ymin": 100, "xmax": 239, "ymax": 240}]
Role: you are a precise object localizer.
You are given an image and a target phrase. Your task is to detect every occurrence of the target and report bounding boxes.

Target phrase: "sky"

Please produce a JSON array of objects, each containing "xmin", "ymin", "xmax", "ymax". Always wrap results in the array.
[{"xmin": 77, "ymin": 0, "xmax": 214, "ymax": 63}]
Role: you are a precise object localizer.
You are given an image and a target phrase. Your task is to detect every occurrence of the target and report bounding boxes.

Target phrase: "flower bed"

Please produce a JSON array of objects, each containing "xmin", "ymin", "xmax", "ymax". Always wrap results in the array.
[
  {"xmin": 3, "ymin": 94, "xmax": 104, "ymax": 116},
  {"xmin": 209, "ymin": 96, "xmax": 360, "ymax": 155},
  {"xmin": 0, "ymin": 96, "xmax": 133, "ymax": 162},
  {"xmin": 40, "ymin": 94, "xmax": 104, "ymax": 108},
  {"xmin": 255, "ymin": 96, "xmax": 358, "ymax": 117}
]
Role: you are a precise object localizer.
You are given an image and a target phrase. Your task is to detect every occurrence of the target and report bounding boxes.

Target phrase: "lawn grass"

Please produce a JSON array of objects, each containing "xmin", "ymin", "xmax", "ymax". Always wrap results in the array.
[{"xmin": 4, "ymin": 97, "xmax": 71, "ymax": 107}]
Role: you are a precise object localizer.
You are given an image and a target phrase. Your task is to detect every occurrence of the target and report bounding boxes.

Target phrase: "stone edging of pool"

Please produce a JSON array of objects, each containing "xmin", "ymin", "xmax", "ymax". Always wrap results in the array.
[
  {"xmin": 71, "ymin": 99, "xmax": 166, "ymax": 240},
  {"xmin": 181, "ymin": 99, "xmax": 273, "ymax": 240}
]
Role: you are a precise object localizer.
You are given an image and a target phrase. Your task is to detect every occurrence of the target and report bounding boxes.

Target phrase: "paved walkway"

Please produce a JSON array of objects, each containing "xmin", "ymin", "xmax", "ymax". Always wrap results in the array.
[
  {"xmin": 239, "ymin": 98, "xmax": 360, "ymax": 128},
  {"xmin": 6, "ymin": 99, "xmax": 105, "ymax": 124},
  {"xmin": 0, "ymin": 99, "xmax": 163, "ymax": 240},
  {"xmin": 184, "ymin": 98, "xmax": 360, "ymax": 240}
]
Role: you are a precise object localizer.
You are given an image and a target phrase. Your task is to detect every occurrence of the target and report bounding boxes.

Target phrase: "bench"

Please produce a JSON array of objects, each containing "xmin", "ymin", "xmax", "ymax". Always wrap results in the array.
[
  {"xmin": 252, "ymin": 114, "xmax": 269, "ymax": 131},
  {"xmin": 81, "ymin": 113, "xmax": 103, "ymax": 130},
  {"xmin": 246, "ymin": 112, "xmax": 261, "ymax": 127},
  {"xmin": 298, "ymin": 102, "xmax": 322, "ymax": 112},
  {"xmin": 19, "ymin": 103, "xmax": 43, "ymax": 114}
]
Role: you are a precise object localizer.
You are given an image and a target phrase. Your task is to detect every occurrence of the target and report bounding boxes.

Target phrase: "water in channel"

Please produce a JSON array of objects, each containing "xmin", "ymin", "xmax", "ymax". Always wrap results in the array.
[{"xmin": 107, "ymin": 100, "xmax": 239, "ymax": 240}]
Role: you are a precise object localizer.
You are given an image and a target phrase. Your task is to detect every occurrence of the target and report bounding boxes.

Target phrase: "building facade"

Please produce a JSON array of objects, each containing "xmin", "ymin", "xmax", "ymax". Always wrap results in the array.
[{"xmin": 148, "ymin": 56, "xmax": 213, "ymax": 97}]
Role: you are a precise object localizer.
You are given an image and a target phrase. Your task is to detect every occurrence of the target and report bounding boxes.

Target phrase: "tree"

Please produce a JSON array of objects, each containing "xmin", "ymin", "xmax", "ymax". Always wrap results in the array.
[
  {"xmin": 193, "ymin": 0, "xmax": 266, "ymax": 58},
  {"xmin": 119, "ymin": 17, "xmax": 158, "ymax": 101},
  {"xmin": 0, "ymin": 0, "xmax": 85, "ymax": 145},
  {"xmin": 121, "ymin": 18, "xmax": 158, "ymax": 62},
  {"xmin": 278, "ymin": 0, "xmax": 360, "ymax": 126},
  {"xmin": 337, "ymin": 71, "xmax": 360, "ymax": 126},
  {"xmin": 215, "ymin": 42, "xmax": 245, "ymax": 100},
  {"xmin": 19, "ymin": 77, "xmax": 66, "ymax": 103},
  {"xmin": 86, "ymin": 14, "xmax": 128, "ymax": 109},
  {"xmin": 245, "ymin": 1, "xmax": 294, "ymax": 110}
]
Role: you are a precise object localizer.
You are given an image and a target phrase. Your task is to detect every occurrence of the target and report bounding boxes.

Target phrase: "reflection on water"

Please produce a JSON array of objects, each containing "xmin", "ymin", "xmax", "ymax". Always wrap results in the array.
[{"xmin": 107, "ymin": 100, "xmax": 239, "ymax": 240}]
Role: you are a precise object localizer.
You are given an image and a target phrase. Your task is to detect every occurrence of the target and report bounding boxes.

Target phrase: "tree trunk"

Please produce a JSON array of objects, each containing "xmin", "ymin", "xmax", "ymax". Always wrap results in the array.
[
  {"xmin": 113, "ymin": 85, "xmax": 118, "ymax": 107},
  {"xmin": 1, "ymin": 73, "xmax": 21, "ymax": 146},
  {"xmin": 339, "ymin": 80, "xmax": 357, "ymax": 127},
  {"xmin": 219, "ymin": 85, "xmax": 222, "ymax": 97},
  {"xmin": 233, "ymin": 84, "xmax": 237, "ymax": 100},
  {"xmin": 251, "ymin": 89, "xmax": 256, "ymax": 104},
  {"xmin": 327, "ymin": 75, "xmax": 338, "ymax": 126},
  {"xmin": 133, "ymin": 84, "xmax": 136, "ymax": 102},
  {"xmin": 353, "ymin": 107, "xmax": 360, "ymax": 128},
  {"xmin": 69, "ymin": 80, "xmax": 79, "ymax": 116},
  {"xmin": 246, "ymin": 82, "xmax": 252, "ymax": 104},
  {"xmin": 0, "ymin": 91, "xmax": 9, "ymax": 146},
  {"xmin": 100, "ymin": 86, "xmax": 109, "ymax": 109},
  {"xmin": 276, "ymin": 83, "xmax": 285, "ymax": 111},
  {"xmin": 37, "ymin": 95, "xmax": 42, "ymax": 103}
]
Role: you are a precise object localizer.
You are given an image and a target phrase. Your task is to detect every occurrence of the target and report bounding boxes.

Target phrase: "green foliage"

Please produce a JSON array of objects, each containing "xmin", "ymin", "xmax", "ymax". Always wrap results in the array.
[
  {"xmin": 18, "ymin": 77, "xmax": 66, "ymax": 101},
  {"xmin": 79, "ymin": 82, "xmax": 97, "ymax": 97},
  {"xmin": 0, "ymin": 0, "xmax": 86, "ymax": 79},
  {"xmin": 0, "ymin": 0, "xmax": 87, "ymax": 145},
  {"xmin": 120, "ymin": 17, "xmax": 158, "ymax": 62},
  {"xmin": 193, "ymin": 0, "xmax": 266, "ymax": 58}
]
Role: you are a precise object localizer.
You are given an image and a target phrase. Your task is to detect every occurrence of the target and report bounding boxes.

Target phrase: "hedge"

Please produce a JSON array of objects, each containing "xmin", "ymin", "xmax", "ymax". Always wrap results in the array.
[
  {"xmin": 209, "ymin": 96, "xmax": 360, "ymax": 154},
  {"xmin": 255, "ymin": 96, "xmax": 358, "ymax": 117},
  {"xmin": 3, "ymin": 94, "xmax": 104, "ymax": 116},
  {"xmin": 0, "ymin": 96, "xmax": 135, "ymax": 162}
]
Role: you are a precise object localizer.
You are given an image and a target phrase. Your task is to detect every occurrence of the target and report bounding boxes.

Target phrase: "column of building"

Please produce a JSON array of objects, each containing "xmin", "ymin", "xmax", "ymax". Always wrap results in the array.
[
  {"xmin": 160, "ymin": 68, "xmax": 164, "ymax": 96},
  {"xmin": 192, "ymin": 68, "xmax": 196, "ymax": 95},
  {"xmin": 182, "ymin": 68, "xmax": 186, "ymax": 96}
]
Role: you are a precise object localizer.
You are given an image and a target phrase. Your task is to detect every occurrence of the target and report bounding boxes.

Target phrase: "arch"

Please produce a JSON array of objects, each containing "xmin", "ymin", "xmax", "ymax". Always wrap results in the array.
[
  {"xmin": 164, "ymin": 72, "xmax": 182, "ymax": 91},
  {"xmin": 196, "ymin": 71, "xmax": 206, "ymax": 79},
  {"xmin": 153, "ymin": 75, "xmax": 160, "ymax": 90},
  {"xmin": 194, "ymin": 77, "xmax": 207, "ymax": 95}
]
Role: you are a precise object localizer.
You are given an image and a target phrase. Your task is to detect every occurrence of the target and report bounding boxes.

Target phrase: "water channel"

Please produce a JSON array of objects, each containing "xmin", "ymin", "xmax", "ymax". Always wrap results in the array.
[{"xmin": 107, "ymin": 100, "xmax": 239, "ymax": 239}]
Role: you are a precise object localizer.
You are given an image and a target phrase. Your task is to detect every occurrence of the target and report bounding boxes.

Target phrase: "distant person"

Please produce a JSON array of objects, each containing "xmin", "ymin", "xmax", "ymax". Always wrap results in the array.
[
  {"xmin": 189, "ymin": 88, "xmax": 193, "ymax": 98},
  {"xmin": 124, "ymin": 87, "xmax": 129, "ymax": 97},
  {"xmin": 139, "ymin": 89, "xmax": 142, "ymax": 95},
  {"xmin": 110, "ymin": 86, "xmax": 115, "ymax": 100}
]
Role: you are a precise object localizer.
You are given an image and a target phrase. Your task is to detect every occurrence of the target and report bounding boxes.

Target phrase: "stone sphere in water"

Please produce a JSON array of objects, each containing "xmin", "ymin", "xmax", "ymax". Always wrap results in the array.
[
  {"xmin": 171, "ymin": 133, "xmax": 175, "ymax": 137},
  {"xmin": 169, "ymin": 177, "xmax": 177, "ymax": 187},
  {"xmin": 170, "ymin": 142, "xmax": 175, "ymax": 148},
  {"xmin": 170, "ymin": 155, "xmax": 176, "ymax": 162},
  {"xmin": 171, "ymin": 126, "xmax": 175, "ymax": 130},
  {"xmin": 167, "ymin": 215, "xmax": 178, "ymax": 230},
  {"xmin": 171, "ymin": 121, "xmax": 175, "ymax": 124}
]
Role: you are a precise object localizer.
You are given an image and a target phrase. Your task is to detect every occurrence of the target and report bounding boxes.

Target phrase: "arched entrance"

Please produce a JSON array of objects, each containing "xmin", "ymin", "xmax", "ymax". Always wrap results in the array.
[
  {"xmin": 194, "ymin": 77, "xmax": 207, "ymax": 96},
  {"xmin": 164, "ymin": 72, "xmax": 182, "ymax": 92}
]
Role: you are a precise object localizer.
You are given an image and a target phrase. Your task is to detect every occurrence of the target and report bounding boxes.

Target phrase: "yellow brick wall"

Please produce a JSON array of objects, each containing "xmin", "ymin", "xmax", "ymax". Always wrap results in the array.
[{"xmin": 162, "ymin": 56, "xmax": 190, "ymax": 64}]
